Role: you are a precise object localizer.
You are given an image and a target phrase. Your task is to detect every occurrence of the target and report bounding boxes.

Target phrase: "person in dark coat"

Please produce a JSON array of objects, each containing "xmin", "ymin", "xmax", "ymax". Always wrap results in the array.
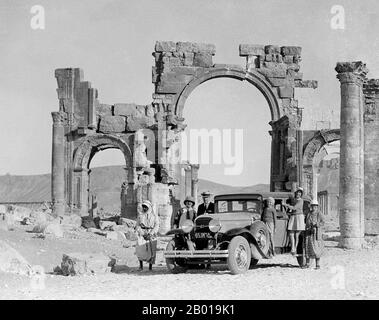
[{"xmin": 197, "ymin": 191, "xmax": 215, "ymax": 216}]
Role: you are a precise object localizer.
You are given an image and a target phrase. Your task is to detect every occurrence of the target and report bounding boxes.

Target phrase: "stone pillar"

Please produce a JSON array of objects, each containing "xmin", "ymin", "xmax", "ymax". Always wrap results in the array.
[
  {"xmin": 184, "ymin": 164, "xmax": 192, "ymax": 197},
  {"xmin": 335, "ymin": 61, "xmax": 368, "ymax": 249},
  {"xmin": 312, "ymin": 169, "xmax": 319, "ymax": 201},
  {"xmin": 191, "ymin": 164, "xmax": 200, "ymax": 202},
  {"xmin": 51, "ymin": 111, "xmax": 66, "ymax": 216},
  {"xmin": 363, "ymin": 79, "xmax": 379, "ymax": 235}
]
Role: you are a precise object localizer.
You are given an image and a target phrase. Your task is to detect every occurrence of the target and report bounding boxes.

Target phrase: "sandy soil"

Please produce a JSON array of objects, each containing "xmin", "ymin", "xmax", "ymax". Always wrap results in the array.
[{"xmin": 0, "ymin": 225, "xmax": 378, "ymax": 300}]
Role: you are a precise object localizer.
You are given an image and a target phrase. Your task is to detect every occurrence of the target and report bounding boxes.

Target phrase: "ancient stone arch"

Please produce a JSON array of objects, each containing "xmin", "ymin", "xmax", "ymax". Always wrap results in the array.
[
  {"xmin": 51, "ymin": 41, "xmax": 318, "ymax": 219},
  {"xmin": 173, "ymin": 67, "xmax": 281, "ymax": 121},
  {"xmin": 302, "ymin": 129, "xmax": 340, "ymax": 198},
  {"xmin": 152, "ymin": 42, "xmax": 317, "ymax": 194},
  {"xmin": 70, "ymin": 134, "xmax": 134, "ymax": 215}
]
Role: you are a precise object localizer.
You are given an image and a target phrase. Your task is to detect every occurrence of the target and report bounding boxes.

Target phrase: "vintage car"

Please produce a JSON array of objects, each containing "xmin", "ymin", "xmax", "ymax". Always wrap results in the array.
[{"xmin": 164, "ymin": 192, "xmax": 311, "ymax": 274}]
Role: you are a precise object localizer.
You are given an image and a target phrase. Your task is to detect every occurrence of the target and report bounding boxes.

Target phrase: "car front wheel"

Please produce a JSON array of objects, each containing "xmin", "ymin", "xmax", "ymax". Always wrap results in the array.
[
  {"xmin": 165, "ymin": 240, "xmax": 188, "ymax": 274},
  {"xmin": 227, "ymin": 236, "xmax": 251, "ymax": 275}
]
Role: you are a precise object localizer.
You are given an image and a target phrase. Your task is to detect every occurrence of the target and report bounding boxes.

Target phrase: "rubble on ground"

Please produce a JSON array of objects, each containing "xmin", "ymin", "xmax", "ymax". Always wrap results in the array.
[
  {"xmin": 59, "ymin": 252, "xmax": 116, "ymax": 276},
  {"xmin": 0, "ymin": 240, "xmax": 32, "ymax": 275}
]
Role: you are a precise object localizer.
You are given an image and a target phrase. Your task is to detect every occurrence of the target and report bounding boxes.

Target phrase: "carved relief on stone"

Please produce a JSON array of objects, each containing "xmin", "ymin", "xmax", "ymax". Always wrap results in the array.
[
  {"xmin": 51, "ymin": 111, "xmax": 67, "ymax": 126},
  {"xmin": 335, "ymin": 61, "xmax": 368, "ymax": 85},
  {"xmin": 134, "ymin": 130, "xmax": 152, "ymax": 173},
  {"xmin": 160, "ymin": 128, "xmax": 180, "ymax": 184}
]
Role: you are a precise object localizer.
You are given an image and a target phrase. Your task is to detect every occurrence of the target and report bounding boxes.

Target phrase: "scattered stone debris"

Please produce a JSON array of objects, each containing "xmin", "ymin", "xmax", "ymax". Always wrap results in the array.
[
  {"xmin": 59, "ymin": 252, "xmax": 115, "ymax": 276},
  {"xmin": 0, "ymin": 240, "xmax": 32, "ymax": 275},
  {"xmin": 99, "ymin": 220, "xmax": 117, "ymax": 231}
]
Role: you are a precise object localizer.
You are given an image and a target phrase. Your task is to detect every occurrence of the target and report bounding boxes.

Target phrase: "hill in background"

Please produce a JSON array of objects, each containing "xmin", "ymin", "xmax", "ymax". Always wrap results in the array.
[
  {"xmin": 0, "ymin": 161, "xmax": 339, "ymax": 212},
  {"xmin": 0, "ymin": 166, "xmax": 269, "ymax": 211}
]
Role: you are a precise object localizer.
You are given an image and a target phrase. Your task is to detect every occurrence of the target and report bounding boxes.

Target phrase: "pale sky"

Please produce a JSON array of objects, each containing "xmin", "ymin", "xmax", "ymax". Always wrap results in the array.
[{"xmin": 1, "ymin": 0, "xmax": 378, "ymax": 186}]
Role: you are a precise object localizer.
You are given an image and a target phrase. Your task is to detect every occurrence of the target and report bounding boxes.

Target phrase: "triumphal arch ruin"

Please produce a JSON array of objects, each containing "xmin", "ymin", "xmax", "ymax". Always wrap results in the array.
[{"xmin": 51, "ymin": 41, "xmax": 379, "ymax": 246}]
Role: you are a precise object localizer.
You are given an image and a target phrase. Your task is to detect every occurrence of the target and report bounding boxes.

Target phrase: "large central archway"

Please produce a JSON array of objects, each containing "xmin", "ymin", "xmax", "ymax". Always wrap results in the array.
[
  {"xmin": 182, "ymin": 76, "xmax": 273, "ymax": 190},
  {"xmin": 174, "ymin": 67, "xmax": 282, "ymax": 122}
]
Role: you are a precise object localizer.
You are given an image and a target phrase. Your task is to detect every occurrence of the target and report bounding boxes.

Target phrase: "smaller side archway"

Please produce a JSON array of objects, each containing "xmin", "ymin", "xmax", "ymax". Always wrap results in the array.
[
  {"xmin": 71, "ymin": 134, "xmax": 134, "ymax": 215},
  {"xmin": 302, "ymin": 129, "xmax": 340, "ymax": 199}
]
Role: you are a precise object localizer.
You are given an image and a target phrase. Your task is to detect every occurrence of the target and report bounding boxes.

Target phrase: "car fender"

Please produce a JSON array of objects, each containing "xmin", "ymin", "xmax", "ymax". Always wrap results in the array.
[
  {"xmin": 224, "ymin": 228, "xmax": 263, "ymax": 260},
  {"xmin": 165, "ymin": 228, "xmax": 185, "ymax": 236}
]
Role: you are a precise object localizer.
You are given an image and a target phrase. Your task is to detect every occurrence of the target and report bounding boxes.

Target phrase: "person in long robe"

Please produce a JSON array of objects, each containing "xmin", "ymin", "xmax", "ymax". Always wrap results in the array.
[
  {"xmin": 135, "ymin": 200, "xmax": 159, "ymax": 271},
  {"xmin": 303, "ymin": 199, "xmax": 325, "ymax": 269}
]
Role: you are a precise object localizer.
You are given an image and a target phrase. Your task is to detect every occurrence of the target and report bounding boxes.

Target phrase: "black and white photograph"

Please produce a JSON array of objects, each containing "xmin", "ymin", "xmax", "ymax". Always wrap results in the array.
[{"xmin": 0, "ymin": 0, "xmax": 378, "ymax": 306}]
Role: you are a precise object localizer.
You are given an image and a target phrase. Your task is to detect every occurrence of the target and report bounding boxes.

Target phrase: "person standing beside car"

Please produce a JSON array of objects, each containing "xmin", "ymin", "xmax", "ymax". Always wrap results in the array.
[
  {"xmin": 283, "ymin": 187, "xmax": 306, "ymax": 256},
  {"xmin": 261, "ymin": 197, "xmax": 277, "ymax": 257},
  {"xmin": 135, "ymin": 200, "xmax": 159, "ymax": 271},
  {"xmin": 173, "ymin": 196, "xmax": 197, "ymax": 228},
  {"xmin": 197, "ymin": 191, "xmax": 215, "ymax": 216}
]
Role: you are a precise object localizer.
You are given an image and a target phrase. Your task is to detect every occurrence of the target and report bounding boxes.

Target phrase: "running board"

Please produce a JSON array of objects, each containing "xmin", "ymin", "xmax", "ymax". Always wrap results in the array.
[{"xmin": 164, "ymin": 250, "xmax": 229, "ymax": 259}]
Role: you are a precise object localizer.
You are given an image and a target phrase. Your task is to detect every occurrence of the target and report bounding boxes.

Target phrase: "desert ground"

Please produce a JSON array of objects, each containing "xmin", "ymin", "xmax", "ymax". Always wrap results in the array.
[{"xmin": 0, "ymin": 219, "xmax": 378, "ymax": 300}]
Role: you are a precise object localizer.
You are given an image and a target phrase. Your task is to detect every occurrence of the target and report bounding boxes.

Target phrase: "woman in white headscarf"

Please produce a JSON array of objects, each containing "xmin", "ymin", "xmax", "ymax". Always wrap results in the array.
[{"xmin": 135, "ymin": 200, "xmax": 159, "ymax": 271}]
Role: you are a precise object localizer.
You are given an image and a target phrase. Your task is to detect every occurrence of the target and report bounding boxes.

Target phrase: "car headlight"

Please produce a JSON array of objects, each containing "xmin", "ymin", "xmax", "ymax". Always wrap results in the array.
[
  {"xmin": 209, "ymin": 219, "xmax": 221, "ymax": 233},
  {"xmin": 181, "ymin": 219, "xmax": 194, "ymax": 233}
]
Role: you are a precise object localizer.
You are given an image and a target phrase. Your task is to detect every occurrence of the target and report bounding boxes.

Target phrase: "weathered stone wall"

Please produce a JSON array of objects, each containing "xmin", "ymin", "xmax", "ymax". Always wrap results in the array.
[{"xmin": 363, "ymin": 79, "xmax": 379, "ymax": 235}]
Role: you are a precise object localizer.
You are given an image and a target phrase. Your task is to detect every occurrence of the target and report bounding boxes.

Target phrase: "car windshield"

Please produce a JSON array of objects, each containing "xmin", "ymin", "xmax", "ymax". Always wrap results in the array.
[{"xmin": 216, "ymin": 200, "xmax": 260, "ymax": 213}]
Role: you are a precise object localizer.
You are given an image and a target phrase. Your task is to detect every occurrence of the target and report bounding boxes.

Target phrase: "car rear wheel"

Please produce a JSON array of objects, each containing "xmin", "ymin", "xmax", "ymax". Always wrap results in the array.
[
  {"xmin": 227, "ymin": 236, "xmax": 251, "ymax": 275},
  {"xmin": 165, "ymin": 240, "xmax": 188, "ymax": 274}
]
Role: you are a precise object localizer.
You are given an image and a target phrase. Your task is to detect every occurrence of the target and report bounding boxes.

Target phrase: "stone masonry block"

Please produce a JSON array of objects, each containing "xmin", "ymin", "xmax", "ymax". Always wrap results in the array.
[
  {"xmin": 96, "ymin": 104, "xmax": 112, "ymax": 117},
  {"xmin": 239, "ymin": 44, "xmax": 265, "ymax": 56},
  {"xmin": 171, "ymin": 66, "xmax": 203, "ymax": 76},
  {"xmin": 176, "ymin": 42, "xmax": 216, "ymax": 54},
  {"xmin": 152, "ymin": 67, "xmax": 158, "ymax": 83},
  {"xmin": 126, "ymin": 115, "xmax": 155, "ymax": 131},
  {"xmin": 99, "ymin": 116, "xmax": 126, "ymax": 133},
  {"xmin": 281, "ymin": 46, "xmax": 302, "ymax": 56},
  {"xmin": 184, "ymin": 52, "xmax": 194, "ymax": 66},
  {"xmin": 286, "ymin": 63, "xmax": 300, "ymax": 72},
  {"xmin": 193, "ymin": 52, "xmax": 213, "ymax": 67},
  {"xmin": 169, "ymin": 57, "xmax": 181, "ymax": 67},
  {"xmin": 283, "ymin": 55, "xmax": 294, "ymax": 64},
  {"xmin": 176, "ymin": 42, "xmax": 193, "ymax": 52},
  {"xmin": 258, "ymin": 67, "xmax": 286, "ymax": 78},
  {"xmin": 294, "ymin": 80, "xmax": 318, "ymax": 89},
  {"xmin": 156, "ymin": 81, "xmax": 185, "ymax": 94},
  {"xmin": 287, "ymin": 70, "xmax": 303, "ymax": 80},
  {"xmin": 265, "ymin": 45, "xmax": 280, "ymax": 54},
  {"xmin": 114, "ymin": 103, "xmax": 137, "ymax": 116},
  {"xmin": 263, "ymin": 61, "xmax": 287, "ymax": 71},
  {"xmin": 155, "ymin": 41, "xmax": 177, "ymax": 52},
  {"xmin": 278, "ymin": 86, "xmax": 294, "ymax": 98},
  {"xmin": 193, "ymin": 43, "xmax": 216, "ymax": 54},
  {"xmin": 268, "ymin": 78, "xmax": 292, "ymax": 87}
]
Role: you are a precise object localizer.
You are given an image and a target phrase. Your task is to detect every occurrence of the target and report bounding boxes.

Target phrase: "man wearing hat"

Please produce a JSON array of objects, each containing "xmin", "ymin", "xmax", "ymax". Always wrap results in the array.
[
  {"xmin": 173, "ymin": 196, "xmax": 197, "ymax": 228},
  {"xmin": 197, "ymin": 191, "xmax": 215, "ymax": 216}
]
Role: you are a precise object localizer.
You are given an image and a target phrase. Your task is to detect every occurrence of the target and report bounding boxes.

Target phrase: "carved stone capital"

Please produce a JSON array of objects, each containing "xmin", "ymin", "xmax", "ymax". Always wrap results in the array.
[
  {"xmin": 335, "ymin": 61, "xmax": 368, "ymax": 86},
  {"xmin": 51, "ymin": 111, "xmax": 67, "ymax": 126}
]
